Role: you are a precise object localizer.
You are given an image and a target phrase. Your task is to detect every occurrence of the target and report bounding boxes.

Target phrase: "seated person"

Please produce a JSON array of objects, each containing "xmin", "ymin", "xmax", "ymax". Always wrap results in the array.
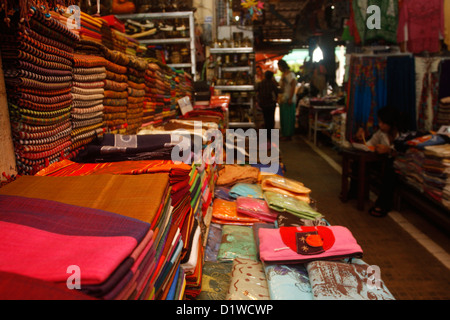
[{"xmin": 354, "ymin": 106, "xmax": 401, "ymax": 217}]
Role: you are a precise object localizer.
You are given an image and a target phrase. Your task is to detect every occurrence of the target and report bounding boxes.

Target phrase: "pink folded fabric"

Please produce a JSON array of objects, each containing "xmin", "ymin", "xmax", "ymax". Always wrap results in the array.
[
  {"xmin": 236, "ymin": 197, "xmax": 278, "ymax": 223},
  {"xmin": 258, "ymin": 226, "xmax": 363, "ymax": 263},
  {"xmin": 0, "ymin": 221, "xmax": 138, "ymax": 285}
]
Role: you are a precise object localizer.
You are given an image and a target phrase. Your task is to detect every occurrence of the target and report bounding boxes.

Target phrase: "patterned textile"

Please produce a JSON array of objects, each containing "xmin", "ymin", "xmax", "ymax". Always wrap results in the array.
[
  {"xmin": 70, "ymin": 53, "xmax": 107, "ymax": 154},
  {"xmin": 217, "ymin": 225, "xmax": 258, "ymax": 261},
  {"xmin": 264, "ymin": 263, "xmax": 313, "ymax": 300},
  {"xmin": 306, "ymin": 259, "xmax": 395, "ymax": 300},
  {"xmin": 196, "ymin": 261, "xmax": 232, "ymax": 300},
  {"xmin": 0, "ymin": 7, "xmax": 78, "ymax": 175},
  {"xmin": 226, "ymin": 258, "xmax": 270, "ymax": 300}
]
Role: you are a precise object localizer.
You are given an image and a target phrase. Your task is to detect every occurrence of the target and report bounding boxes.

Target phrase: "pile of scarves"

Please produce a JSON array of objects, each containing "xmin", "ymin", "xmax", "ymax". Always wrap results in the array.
[
  {"xmin": 0, "ymin": 155, "xmax": 213, "ymax": 300},
  {"xmin": 70, "ymin": 53, "xmax": 107, "ymax": 155},
  {"xmin": 200, "ymin": 215, "xmax": 394, "ymax": 301},
  {"xmin": 36, "ymin": 155, "xmax": 214, "ymax": 300},
  {"xmin": 0, "ymin": 7, "xmax": 79, "ymax": 175},
  {"xmin": 126, "ymin": 55, "xmax": 147, "ymax": 133},
  {"xmin": 103, "ymin": 51, "xmax": 130, "ymax": 133},
  {"xmin": 196, "ymin": 163, "xmax": 395, "ymax": 300}
]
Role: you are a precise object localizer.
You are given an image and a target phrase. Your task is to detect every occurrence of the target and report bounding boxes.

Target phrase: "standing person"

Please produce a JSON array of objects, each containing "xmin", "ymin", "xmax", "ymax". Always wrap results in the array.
[
  {"xmin": 256, "ymin": 70, "xmax": 279, "ymax": 135},
  {"xmin": 278, "ymin": 60, "xmax": 297, "ymax": 141}
]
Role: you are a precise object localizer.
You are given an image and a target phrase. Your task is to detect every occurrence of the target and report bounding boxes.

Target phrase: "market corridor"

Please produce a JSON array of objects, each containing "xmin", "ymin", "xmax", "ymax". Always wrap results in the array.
[{"xmin": 279, "ymin": 134, "xmax": 450, "ymax": 300}]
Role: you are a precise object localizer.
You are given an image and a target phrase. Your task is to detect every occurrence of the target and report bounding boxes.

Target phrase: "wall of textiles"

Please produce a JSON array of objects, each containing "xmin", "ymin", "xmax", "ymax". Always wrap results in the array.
[{"xmin": 0, "ymin": 6, "xmax": 193, "ymax": 177}]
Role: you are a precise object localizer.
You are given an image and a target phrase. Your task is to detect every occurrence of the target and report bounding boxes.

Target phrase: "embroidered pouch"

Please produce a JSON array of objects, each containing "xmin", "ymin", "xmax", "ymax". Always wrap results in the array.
[{"xmin": 258, "ymin": 226, "xmax": 363, "ymax": 263}]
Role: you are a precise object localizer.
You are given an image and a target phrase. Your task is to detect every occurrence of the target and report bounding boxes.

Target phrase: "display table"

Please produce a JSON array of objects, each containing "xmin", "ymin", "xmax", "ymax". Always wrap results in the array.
[
  {"xmin": 340, "ymin": 148, "xmax": 387, "ymax": 211},
  {"xmin": 307, "ymin": 105, "xmax": 340, "ymax": 146}
]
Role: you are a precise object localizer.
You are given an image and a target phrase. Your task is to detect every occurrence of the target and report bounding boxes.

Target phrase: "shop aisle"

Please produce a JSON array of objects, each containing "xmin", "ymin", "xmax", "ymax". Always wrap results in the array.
[{"xmin": 279, "ymin": 135, "xmax": 450, "ymax": 300}]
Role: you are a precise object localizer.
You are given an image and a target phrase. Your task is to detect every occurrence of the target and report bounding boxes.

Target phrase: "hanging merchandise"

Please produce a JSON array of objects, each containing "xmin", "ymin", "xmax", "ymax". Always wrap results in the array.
[
  {"xmin": 445, "ymin": 0, "xmax": 450, "ymax": 49},
  {"xmin": 240, "ymin": 0, "xmax": 264, "ymax": 21},
  {"xmin": 386, "ymin": 55, "xmax": 416, "ymax": 131},
  {"xmin": 397, "ymin": 0, "xmax": 444, "ymax": 54},
  {"xmin": 352, "ymin": 0, "xmax": 398, "ymax": 44}
]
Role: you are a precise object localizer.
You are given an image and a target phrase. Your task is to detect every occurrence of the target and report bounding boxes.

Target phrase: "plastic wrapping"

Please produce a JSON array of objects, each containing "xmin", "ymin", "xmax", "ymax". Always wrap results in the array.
[
  {"xmin": 226, "ymin": 258, "xmax": 270, "ymax": 300},
  {"xmin": 212, "ymin": 198, "xmax": 261, "ymax": 223},
  {"xmin": 261, "ymin": 175, "xmax": 311, "ymax": 203},
  {"xmin": 217, "ymin": 225, "xmax": 257, "ymax": 261},
  {"xmin": 229, "ymin": 183, "xmax": 264, "ymax": 199},
  {"xmin": 236, "ymin": 197, "xmax": 278, "ymax": 223},
  {"xmin": 263, "ymin": 191, "xmax": 322, "ymax": 220}
]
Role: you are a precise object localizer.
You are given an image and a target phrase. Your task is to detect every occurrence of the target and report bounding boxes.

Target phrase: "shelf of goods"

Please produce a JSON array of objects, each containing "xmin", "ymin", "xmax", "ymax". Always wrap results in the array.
[
  {"xmin": 210, "ymin": 47, "xmax": 255, "ymax": 128},
  {"xmin": 115, "ymin": 11, "xmax": 196, "ymax": 80}
]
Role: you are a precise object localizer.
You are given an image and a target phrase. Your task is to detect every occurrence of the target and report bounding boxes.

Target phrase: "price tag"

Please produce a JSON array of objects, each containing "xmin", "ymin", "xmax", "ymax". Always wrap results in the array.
[{"xmin": 178, "ymin": 96, "xmax": 193, "ymax": 115}]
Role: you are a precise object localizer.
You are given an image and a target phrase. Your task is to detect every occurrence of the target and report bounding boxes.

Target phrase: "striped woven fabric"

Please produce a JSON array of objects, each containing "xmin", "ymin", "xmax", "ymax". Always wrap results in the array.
[
  {"xmin": 70, "ymin": 53, "xmax": 107, "ymax": 154},
  {"xmin": 0, "ymin": 8, "xmax": 79, "ymax": 175}
]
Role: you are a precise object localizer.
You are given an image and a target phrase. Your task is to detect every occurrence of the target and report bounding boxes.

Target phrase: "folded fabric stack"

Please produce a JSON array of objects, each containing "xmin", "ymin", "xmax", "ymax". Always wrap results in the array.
[
  {"xmin": 0, "ymin": 8, "xmax": 79, "ymax": 175},
  {"xmin": 79, "ymin": 11, "xmax": 104, "ymax": 44},
  {"xmin": 102, "ymin": 51, "xmax": 130, "ymax": 133},
  {"xmin": 32, "ymin": 158, "xmax": 207, "ymax": 300},
  {"xmin": 145, "ymin": 61, "xmax": 167, "ymax": 125},
  {"xmin": 155, "ymin": 65, "xmax": 176, "ymax": 123},
  {"xmin": 75, "ymin": 133, "xmax": 176, "ymax": 162},
  {"xmin": 394, "ymin": 147, "xmax": 425, "ymax": 192},
  {"xmin": 0, "ymin": 173, "xmax": 172, "ymax": 300},
  {"xmin": 422, "ymin": 144, "xmax": 450, "ymax": 209},
  {"xmin": 436, "ymin": 97, "xmax": 450, "ymax": 127},
  {"xmin": 126, "ymin": 56, "xmax": 147, "ymax": 134},
  {"xmin": 70, "ymin": 54, "xmax": 107, "ymax": 155}
]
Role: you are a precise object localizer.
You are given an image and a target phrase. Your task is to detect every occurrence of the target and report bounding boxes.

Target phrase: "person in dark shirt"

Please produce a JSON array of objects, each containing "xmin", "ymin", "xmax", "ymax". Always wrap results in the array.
[{"xmin": 256, "ymin": 70, "xmax": 279, "ymax": 135}]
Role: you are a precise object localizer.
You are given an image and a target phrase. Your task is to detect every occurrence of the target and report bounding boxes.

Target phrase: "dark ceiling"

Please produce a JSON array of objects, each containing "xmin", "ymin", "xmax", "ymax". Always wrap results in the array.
[{"xmin": 252, "ymin": 0, "xmax": 340, "ymax": 51}]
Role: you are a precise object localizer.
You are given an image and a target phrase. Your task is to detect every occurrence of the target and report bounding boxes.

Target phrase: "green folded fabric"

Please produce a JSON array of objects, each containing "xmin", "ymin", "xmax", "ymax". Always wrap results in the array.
[{"xmin": 263, "ymin": 191, "xmax": 323, "ymax": 220}]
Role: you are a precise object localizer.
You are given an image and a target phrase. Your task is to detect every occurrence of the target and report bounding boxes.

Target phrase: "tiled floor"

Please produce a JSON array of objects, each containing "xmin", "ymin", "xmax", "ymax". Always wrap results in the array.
[{"xmin": 278, "ymin": 134, "xmax": 450, "ymax": 300}]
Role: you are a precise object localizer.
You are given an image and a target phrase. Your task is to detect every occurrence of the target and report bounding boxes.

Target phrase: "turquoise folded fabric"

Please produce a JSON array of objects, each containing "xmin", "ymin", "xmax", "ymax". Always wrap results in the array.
[
  {"xmin": 264, "ymin": 263, "xmax": 313, "ymax": 300},
  {"xmin": 229, "ymin": 183, "xmax": 264, "ymax": 199}
]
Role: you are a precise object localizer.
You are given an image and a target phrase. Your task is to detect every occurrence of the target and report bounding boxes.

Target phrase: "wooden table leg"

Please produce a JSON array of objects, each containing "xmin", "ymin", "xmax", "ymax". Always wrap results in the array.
[{"xmin": 357, "ymin": 157, "xmax": 366, "ymax": 211}]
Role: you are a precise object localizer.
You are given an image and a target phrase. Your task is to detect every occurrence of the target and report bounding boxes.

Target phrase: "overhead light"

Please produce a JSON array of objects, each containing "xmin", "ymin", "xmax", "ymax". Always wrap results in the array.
[
  {"xmin": 313, "ymin": 46, "xmax": 323, "ymax": 62},
  {"xmin": 271, "ymin": 39, "xmax": 292, "ymax": 42}
]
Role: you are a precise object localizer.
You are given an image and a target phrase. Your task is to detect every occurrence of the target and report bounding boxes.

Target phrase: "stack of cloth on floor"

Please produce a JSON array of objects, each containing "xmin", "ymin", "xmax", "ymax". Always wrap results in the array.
[
  {"xmin": 70, "ymin": 54, "xmax": 107, "ymax": 155},
  {"xmin": 0, "ymin": 156, "xmax": 210, "ymax": 300},
  {"xmin": 126, "ymin": 56, "xmax": 147, "ymax": 133},
  {"xmin": 196, "ymin": 163, "xmax": 395, "ymax": 300},
  {"xmin": 103, "ymin": 51, "xmax": 130, "ymax": 133},
  {"xmin": 0, "ymin": 7, "xmax": 79, "ymax": 175}
]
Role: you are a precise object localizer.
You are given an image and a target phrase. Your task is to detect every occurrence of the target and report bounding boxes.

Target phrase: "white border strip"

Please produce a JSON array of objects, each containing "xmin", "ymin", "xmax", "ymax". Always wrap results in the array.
[{"xmin": 301, "ymin": 136, "xmax": 450, "ymax": 270}]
